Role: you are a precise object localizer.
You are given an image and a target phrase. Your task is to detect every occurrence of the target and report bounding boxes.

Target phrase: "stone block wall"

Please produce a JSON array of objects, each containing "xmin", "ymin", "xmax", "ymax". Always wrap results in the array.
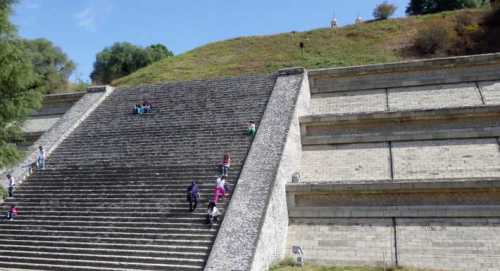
[
  {"xmin": 288, "ymin": 53, "xmax": 500, "ymax": 271},
  {"xmin": 205, "ymin": 68, "xmax": 308, "ymax": 271},
  {"xmin": 288, "ymin": 218, "xmax": 500, "ymax": 270},
  {"xmin": 287, "ymin": 218, "xmax": 395, "ymax": 267}
]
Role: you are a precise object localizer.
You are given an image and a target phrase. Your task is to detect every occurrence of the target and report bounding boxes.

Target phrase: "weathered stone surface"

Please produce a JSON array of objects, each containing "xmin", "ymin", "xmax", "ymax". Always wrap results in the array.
[
  {"xmin": 22, "ymin": 116, "xmax": 61, "ymax": 134},
  {"xmin": 397, "ymin": 218, "xmax": 500, "ymax": 271},
  {"xmin": 392, "ymin": 138, "xmax": 500, "ymax": 180},
  {"xmin": 287, "ymin": 219, "xmax": 395, "ymax": 266},
  {"xmin": 205, "ymin": 69, "xmax": 306, "ymax": 271},
  {"xmin": 301, "ymin": 143, "xmax": 391, "ymax": 182},
  {"xmin": 388, "ymin": 83, "xmax": 482, "ymax": 111},
  {"xmin": 479, "ymin": 80, "xmax": 500, "ymax": 105},
  {"xmin": 1, "ymin": 86, "xmax": 114, "ymax": 189},
  {"xmin": 311, "ymin": 89, "xmax": 386, "ymax": 115},
  {"xmin": 309, "ymin": 53, "xmax": 500, "ymax": 93}
]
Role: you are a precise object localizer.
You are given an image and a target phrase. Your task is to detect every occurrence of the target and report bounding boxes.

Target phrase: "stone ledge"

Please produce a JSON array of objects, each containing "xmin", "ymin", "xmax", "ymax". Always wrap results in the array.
[
  {"xmin": 287, "ymin": 178, "xmax": 500, "ymax": 193},
  {"xmin": 288, "ymin": 205, "xmax": 500, "ymax": 218},
  {"xmin": 308, "ymin": 53, "xmax": 500, "ymax": 79},
  {"xmin": 86, "ymin": 85, "xmax": 112, "ymax": 93},
  {"xmin": 300, "ymin": 104, "xmax": 500, "ymax": 124},
  {"xmin": 277, "ymin": 67, "xmax": 304, "ymax": 76}
]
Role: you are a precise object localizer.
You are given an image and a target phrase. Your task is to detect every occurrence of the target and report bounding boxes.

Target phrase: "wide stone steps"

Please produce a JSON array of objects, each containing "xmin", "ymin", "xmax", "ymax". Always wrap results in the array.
[
  {"xmin": 0, "ymin": 233, "xmax": 212, "ymax": 247},
  {"xmin": 0, "ymin": 240, "xmax": 209, "ymax": 254},
  {"xmin": 0, "ymin": 75, "xmax": 274, "ymax": 270},
  {"xmin": 0, "ymin": 228, "xmax": 214, "ymax": 241},
  {"xmin": 0, "ymin": 255, "xmax": 204, "ymax": 271}
]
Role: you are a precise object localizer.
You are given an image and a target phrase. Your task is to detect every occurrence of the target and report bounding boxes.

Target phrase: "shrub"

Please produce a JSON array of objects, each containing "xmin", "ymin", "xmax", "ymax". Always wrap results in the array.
[
  {"xmin": 479, "ymin": 6, "xmax": 500, "ymax": 52},
  {"xmin": 374, "ymin": 2, "xmax": 398, "ymax": 20},
  {"xmin": 413, "ymin": 25, "xmax": 455, "ymax": 55},
  {"xmin": 406, "ymin": 0, "xmax": 482, "ymax": 15},
  {"xmin": 0, "ymin": 185, "xmax": 6, "ymax": 201}
]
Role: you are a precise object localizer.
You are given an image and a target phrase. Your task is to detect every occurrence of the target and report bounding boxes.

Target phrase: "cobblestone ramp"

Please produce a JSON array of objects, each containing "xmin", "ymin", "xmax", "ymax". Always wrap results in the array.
[{"xmin": 0, "ymin": 75, "xmax": 275, "ymax": 271}]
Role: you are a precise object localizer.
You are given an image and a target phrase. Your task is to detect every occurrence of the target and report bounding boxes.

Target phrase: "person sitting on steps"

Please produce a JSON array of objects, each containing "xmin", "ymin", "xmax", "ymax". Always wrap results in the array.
[
  {"xmin": 133, "ymin": 104, "xmax": 144, "ymax": 115},
  {"xmin": 247, "ymin": 121, "xmax": 256, "ymax": 137},
  {"xmin": 6, "ymin": 174, "xmax": 15, "ymax": 198},
  {"xmin": 36, "ymin": 146, "xmax": 46, "ymax": 170},
  {"xmin": 206, "ymin": 201, "xmax": 220, "ymax": 226},
  {"xmin": 143, "ymin": 100, "xmax": 152, "ymax": 113},
  {"xmin": 186, "ymin": 181, "xmax": 200, "ymax": 212},
  {"xmin": 6, "ymin": 205, "xmax": 17, "ymax": 221}
]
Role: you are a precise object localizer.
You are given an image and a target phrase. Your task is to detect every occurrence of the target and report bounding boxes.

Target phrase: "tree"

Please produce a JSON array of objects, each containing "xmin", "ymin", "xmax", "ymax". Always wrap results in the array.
[
  {"xmin": 406, "ymin": 0, "xmax": 481, "ymax": 15},
  {"xmin": 145, "ymin": 44, "xmax": 173, "ymax": 63},
  {"xmin": 22, "ymin": 38, "xmax": 76, "ymax": 94},
  {"xmin": 373, "ymin": 2, "xmax": 398, "ymax": 20},
  {"xmin": 0, "ymin": 0, "xmax": 42, "ymax": 168},
  {"xmin": 91, "ymin": 42, "xmax": 173, "ymax": 84}
]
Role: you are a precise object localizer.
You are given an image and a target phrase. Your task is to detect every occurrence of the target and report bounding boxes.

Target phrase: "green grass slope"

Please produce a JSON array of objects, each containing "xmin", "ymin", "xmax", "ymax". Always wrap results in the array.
[{"xmin": 114, "ymin": 9, "xmax": 485, "ymax": 86}]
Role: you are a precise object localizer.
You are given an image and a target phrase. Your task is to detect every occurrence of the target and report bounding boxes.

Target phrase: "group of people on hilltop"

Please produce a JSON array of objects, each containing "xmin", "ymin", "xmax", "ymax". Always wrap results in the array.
[
  {"xmin": 133, "ymin": 100, "xmax": 153, "ymax": 115},
  {"xmin": 3, "ymin": 145, "xmax": 46, "ymax": 222}
]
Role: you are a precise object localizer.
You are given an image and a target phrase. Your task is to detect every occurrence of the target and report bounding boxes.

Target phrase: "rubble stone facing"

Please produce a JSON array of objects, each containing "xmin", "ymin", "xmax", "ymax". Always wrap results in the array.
[{"xmin": 205, "ymin": 68, "xmax": 307, "ymax": 271}]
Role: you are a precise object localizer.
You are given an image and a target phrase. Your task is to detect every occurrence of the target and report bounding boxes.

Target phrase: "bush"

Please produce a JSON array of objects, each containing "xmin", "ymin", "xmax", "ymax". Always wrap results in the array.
[
  {"xmin": 413, "ymin": 25, "xmax": 455, "ymax": 55},
  {"xmin": 374, "ymin": 2, "xmax": 398, "ymax": 20},
  {"xmin": 406, "ymin": 0, "xmax": 482, "ymax": 15},
  {"xmin": 479, "ymin": 6, "xmax": 500, "ymax": 52},
  {"xmin": 0, "ymin": 184, "xmax": 6, "ymax": 202}
]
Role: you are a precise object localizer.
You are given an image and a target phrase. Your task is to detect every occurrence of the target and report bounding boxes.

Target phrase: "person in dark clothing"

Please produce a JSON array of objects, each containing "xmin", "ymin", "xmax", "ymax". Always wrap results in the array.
[{"xmin": 186, "ymin": 181, "xmax": 200, "ymax": 212}]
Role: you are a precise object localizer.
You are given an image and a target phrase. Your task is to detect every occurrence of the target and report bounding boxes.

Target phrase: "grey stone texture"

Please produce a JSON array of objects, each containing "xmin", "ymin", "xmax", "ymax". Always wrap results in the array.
[
  {"xmin": 301, "ymin": 106, "xmax": 500, "ymax": 145},
  {"xmin": 392, "ymin": 138, "xmax": 500, "ymax": 179},
  {"xmin": 291, "ymin": 53, "xmax": 500, "ymax": 271},
  {"xmin": 311, "ymin": 89, "xmax": 386, "ymax": 115},
  {"xmin": 1, "ymin": 86, "xmax": 113, "ymax": 190},
  {"xmin": 287, "ymin": 219, "xmax": 395, "ymax": 266},
  {"xmin": 308, "ymin": 53, "xmax": 500, "ymax": 93},
  {"xmin": 205, "ymin": 68, "xmax": 307, "ymax": 271},
  {"xmin": 397, "ymin": 218, "xmax": 500, "ymax": 271},
  {"xmin": 300, "ymin": 143, "xmax": 391, "ymax": 182},
  {"xmin": 479, "ymin": 80, "xmax": 500, "ymax": 105},
  {"xmin": 388, "ymin": 83, "xmax": 483, "ymax": 111},
  {"xmin": 287, "ymin": 218, "xmax": 500, "ymax": 270}
]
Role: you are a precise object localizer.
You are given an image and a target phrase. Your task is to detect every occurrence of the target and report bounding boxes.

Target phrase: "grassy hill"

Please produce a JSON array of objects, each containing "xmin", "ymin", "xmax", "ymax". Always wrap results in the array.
[{"xmin": 114, "ymin": 9, "xmax": 486, "ymax": 86}]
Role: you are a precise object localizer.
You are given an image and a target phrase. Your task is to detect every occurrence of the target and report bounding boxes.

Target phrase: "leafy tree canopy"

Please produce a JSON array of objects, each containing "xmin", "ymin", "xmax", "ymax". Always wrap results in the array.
[
  {"xmin": 91, "ymin": 42, "xmax": 173, "ymax": 84},
  {"xmin": 406, "ymin": 0, "xmax": 483, "ymax": 15},
  {"xmin": 22, "ymin": 38, "xmax": 76, "ymax": 94},
  {"xmin": 0, "ymin": 0, "xmax": 42, "ymax": 168}
]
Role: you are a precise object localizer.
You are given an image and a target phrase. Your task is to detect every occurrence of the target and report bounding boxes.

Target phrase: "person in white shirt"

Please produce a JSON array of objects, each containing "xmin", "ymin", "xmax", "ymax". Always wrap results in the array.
[
  {"xmin": 207, "ymin": 201, "xmax": 220, "ymax": 225},
  {"xmin": 36, "ymin": 145, "xmax": 46, "ymax": 169},
  {"xmin": 7, "ymin": 174, "xmax": 15, "ymax": 198}
]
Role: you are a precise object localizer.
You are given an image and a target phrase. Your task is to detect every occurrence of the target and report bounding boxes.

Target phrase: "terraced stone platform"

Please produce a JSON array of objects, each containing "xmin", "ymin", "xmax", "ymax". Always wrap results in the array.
[{"xmin": 0, "ymin": 75, "xmax": 275, "ymax": 270}]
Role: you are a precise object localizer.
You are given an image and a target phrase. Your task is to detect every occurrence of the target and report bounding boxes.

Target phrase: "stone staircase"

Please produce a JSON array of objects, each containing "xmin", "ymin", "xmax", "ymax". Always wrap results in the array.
[{"xmin": 0, "ymin": 75, "xmax": 276, "ymax": 270}]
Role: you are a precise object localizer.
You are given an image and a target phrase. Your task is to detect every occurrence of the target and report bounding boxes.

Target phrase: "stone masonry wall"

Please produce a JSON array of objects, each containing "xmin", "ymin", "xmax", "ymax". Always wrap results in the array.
[
  {"xmin": 288, "ymin": 218, "xmax": 500, "ymax": 270},
  {"xmin": 250, "ymin": 70, "xmax": 310, "ymax": 271},
  {"xmin": 204, "ymin": 69, "xmax": 306, "ymax": 271},
  {"xmin": 1, "ymin": 86, "xmax": 114, "ymax": 190}
]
